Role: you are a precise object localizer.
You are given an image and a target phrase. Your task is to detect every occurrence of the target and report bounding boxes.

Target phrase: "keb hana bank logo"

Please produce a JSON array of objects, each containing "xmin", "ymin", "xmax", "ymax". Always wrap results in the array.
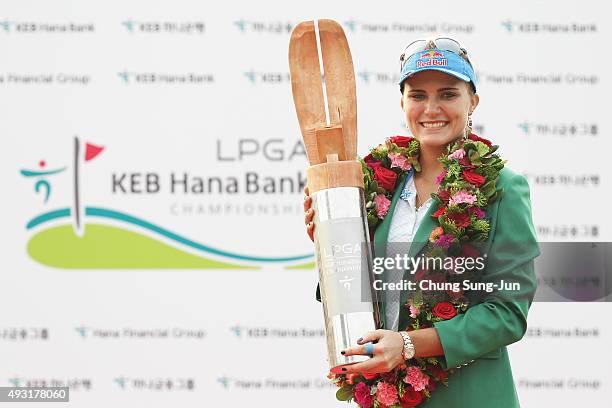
[
  {"xmin": 416, "ymin": 50, "xmax": 448, "ymax": 68},
  {"xmin": 21, "ymin": 137, "xmax": 313, "ymax": 270}
]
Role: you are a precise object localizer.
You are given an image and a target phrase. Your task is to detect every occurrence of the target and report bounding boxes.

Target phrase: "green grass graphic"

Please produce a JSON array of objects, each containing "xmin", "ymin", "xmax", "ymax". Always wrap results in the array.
[
  {"xmin": 27, "ymin": 224, "xmax": 257, "ymax": 269},
  {"xmin": 285, "ymin": 261, "xmax": 316, "ymax": 269}
]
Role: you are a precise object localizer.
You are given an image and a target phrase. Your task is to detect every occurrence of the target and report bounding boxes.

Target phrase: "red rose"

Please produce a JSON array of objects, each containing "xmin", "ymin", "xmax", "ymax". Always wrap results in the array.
[
  {"xmin": 432, "ymin": 302, "xmax": 457, "ymax": 320},
  {"xmin": 427, "ymin": 365, "xmax": 449, "ymax": 381},
  {"xmin": 462, "ymin": 170, "xmax": 486, "ymax": 187},
  {"xmin": 437, "ymin": 189, "xmax": 451, "ymax": 204},
  {"xmin": 400, "ymin": 388, "xmax": 424, "ymax": 407},
  {"xmin": 447, "ymin": 211, "xmax": 471, "ymax": 228},
  {"xmin": 459, "ymin": 155, "xmax": 473, "ymax": 168},
  {"xmin": 366, "ymin": 160, "xmax": 383, "ymax": 172},
  {"xmin": 432, "ymin": 206, "xmax": 447, "ymax": 218},
  {"xmin": 364, "ymin": 153, "xmax": 383, "ymax": 172},
  {"xmin": 374, "ymin": 166, "xmax": 398, "ymax": 191},
  {"xmin": 468, "ymin": 133, "xmax": 492, "ymax": 147},
  {"xmin": 389, "ymin": 135, "xmax": 414, "ymax": 148}
]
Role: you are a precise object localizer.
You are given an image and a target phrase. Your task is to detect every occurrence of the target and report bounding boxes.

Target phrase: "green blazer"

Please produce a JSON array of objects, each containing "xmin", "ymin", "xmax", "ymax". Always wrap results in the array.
[{"xmin": 373, "ymin": 167, "xmax": 540, "ymax": 408}]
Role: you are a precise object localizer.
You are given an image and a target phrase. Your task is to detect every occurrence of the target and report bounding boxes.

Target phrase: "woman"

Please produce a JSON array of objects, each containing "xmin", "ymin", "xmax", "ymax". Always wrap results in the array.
[{"xmin": 303, "ymin": 38, "xmax": 539, "ymax": 407}]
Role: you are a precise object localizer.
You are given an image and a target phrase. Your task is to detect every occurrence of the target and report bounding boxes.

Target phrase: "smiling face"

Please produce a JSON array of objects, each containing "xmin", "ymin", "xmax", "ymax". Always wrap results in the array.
[{"xmin": 401, "ymin": 70, "xmax": 479, "ymax": 149}]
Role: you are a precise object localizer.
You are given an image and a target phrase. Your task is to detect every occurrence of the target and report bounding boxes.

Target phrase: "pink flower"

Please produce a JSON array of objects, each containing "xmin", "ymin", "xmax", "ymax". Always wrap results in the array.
[
  {"xmin": 376, "ymin": 382, "xmax": 399, "ymax": 406},
  {"xmin": 447, "ymin": 149, "xmax": 465, "ymax": 160},
  {"xmin": 374, "ymin": 194, "xmax": 391, "ymax": 219},
  {"xmin": 388, "ymin": 152, "xmax": 412, "ymax": 171},
  {"xmin": 354, "ymin": 382, "xmax": 375, "ymax": 408},
  {"xmin": 435, "ymin": 169, "xmax": 447, "ymax": 185},
  {"xmin": 449, "ymin": 190, "xmax": 477, "ymax": 206},
  {"xmin": 404, "ymin": 366, "xmax": 430, "ymax": 392},
  {"xmin": 435, "ymin": 234, "xmax": 455, "ymax": 249},
  {"xmin": 468, "ymin": 206, "xmax": 485, "ymax": 219},
  {"xmin": 409, "ymin": 305, "xmax": 420, "ymax": 318}
]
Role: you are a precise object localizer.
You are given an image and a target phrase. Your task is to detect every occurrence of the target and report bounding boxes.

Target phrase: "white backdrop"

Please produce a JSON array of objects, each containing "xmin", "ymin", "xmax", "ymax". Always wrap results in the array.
[{"xmin": 0, "ymin": 0, "xmax": 610, "ymax": 406}]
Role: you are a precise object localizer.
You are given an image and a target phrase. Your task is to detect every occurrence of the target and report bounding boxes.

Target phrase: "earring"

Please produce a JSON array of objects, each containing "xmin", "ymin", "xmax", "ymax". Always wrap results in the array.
[{"xmin": 464, "ymin": 113, "xmax": 473, "ymax": 140}]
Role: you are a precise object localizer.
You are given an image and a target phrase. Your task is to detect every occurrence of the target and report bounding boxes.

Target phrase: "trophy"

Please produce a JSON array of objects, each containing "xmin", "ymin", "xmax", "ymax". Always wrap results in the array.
[{"xmin": 289, "ymin": 19, "xmax": 380, "ymax": 373}]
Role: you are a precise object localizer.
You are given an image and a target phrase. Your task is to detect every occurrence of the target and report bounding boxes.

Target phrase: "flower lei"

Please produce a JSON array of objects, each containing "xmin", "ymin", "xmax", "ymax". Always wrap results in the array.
[{"xmin": 330, "ymin": 133, "xmax": 506, "ymax": 407}]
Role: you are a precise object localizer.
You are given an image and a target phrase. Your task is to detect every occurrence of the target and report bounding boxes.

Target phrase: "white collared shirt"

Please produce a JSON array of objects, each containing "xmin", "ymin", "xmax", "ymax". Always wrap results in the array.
[
  {"xmin": 388, "ymin": 172, "xmax": 434, "ymax": 245},
  {"xmin": 384, "ymin": 172, "xmax": 433, "ymax": 331}
]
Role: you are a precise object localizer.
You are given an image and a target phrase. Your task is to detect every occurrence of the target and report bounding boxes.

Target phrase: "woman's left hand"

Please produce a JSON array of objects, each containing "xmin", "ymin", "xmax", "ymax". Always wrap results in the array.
[{"xmin": 341, "ymin": 329, "xmax": 405, "ymax": 374}]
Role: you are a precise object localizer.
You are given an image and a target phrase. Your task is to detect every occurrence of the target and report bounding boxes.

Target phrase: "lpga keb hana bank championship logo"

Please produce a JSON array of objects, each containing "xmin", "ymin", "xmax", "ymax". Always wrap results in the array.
[{"xmin": 21, "ymin": 137, "xmax": 313, "ymax": 270}]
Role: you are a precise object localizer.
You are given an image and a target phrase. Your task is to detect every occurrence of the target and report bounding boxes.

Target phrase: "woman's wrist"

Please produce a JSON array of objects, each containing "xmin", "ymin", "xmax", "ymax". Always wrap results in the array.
[
  {"xmin": 406, "ymin": 328, "xmax": 444, "ymax": 358},
  {"xmin": 398, "ymin": 331, "xmax": 416, "ymax": 360}
]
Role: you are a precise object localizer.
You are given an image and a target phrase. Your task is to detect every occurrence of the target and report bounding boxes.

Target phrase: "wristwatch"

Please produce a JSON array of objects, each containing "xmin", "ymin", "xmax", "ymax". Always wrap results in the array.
[{"xmin": 399, "ymin": 331, "xmax": 416, "ymax": 360}]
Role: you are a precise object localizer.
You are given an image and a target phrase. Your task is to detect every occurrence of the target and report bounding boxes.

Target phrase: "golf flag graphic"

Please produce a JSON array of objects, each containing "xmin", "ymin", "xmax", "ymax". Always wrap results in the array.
[{"xmin": 73, "ymin": 136, "xmax": 104, "ymax": 236}]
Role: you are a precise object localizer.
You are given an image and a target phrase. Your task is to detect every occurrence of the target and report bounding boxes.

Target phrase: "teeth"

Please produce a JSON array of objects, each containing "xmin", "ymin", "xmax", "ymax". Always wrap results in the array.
[{"xmin": 422, "ymin": 122, "xmax": 447, "ymax": 128}]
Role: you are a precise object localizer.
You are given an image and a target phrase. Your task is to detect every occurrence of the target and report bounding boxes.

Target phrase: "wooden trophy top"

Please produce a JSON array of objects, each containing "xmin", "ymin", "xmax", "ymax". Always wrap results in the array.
[{"xmin": 289, "ymin": 19, "xmax": 363, "ymax": 193}]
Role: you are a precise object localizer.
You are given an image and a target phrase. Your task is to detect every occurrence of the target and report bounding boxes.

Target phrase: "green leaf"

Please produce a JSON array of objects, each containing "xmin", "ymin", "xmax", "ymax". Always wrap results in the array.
[
  {"xmin": 493, "ymin": 161, "xmax": 506, "ymax": 170},
  {"xmin": 408, "ymin": 139, "xmax": 420, "ymax": 155},
  {"xmin": 368, "ymin": 213, "xmax": 379, "ymax": 228},
  {"xmin": 476, "ymin": 192, "xmax": 488, "ymax": 207},
  {"xmin": 432, "ymin": 193, "xmax": 444, "ymax": 205},
  {"xmin": 481, "ymin": 180, "xmax": 496, "ymax": 197},
  {"xmin": 468, "ymin": 150, "xmax": 482, "ymax": 166},
  {"xmin": 448, "ymin": 162, "xmax": 461, "ymax": 178},
  {"xmin": 440, "ymin": 218, "xmax": 460, "ymax": 235},
  {"xmin": 336, "ymin": 385, "xmax": 354, "ymax": 401},
  {"xmin": 475, "ymin": 141, "xmax": 490, "ymax": 157},
  {"xmin": 413, "ymin": 289, "xmax": 423, "ymax": 306},
  {"xmin": 463, "ymin": 140, "xmax": 476, "ymax": 151},
  {"xmin": 472, "ymin": 219, "xmax": 490, "ymax": 233}
]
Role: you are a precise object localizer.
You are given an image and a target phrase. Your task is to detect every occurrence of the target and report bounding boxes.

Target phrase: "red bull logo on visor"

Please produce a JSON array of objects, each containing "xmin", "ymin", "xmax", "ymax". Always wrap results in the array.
[
  {"xmin": 416, "ymin": 50, "xmax": 448, "ymax": 68},
  {"xmin": 419, "ymin": 50, "xmax": 445, "ymax": 59}
]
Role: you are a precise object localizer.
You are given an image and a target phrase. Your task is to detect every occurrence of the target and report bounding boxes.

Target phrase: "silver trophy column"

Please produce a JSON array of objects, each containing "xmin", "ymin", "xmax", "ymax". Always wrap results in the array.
[{"xmin": 312, "ymin": 186, "xmax": 380, "ymax": 372}]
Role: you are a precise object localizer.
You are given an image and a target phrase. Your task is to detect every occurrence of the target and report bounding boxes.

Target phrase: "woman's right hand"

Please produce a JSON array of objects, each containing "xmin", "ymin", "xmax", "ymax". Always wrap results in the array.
[{"xmin": 303, "ymin": 186, "xmax": 315, "ymax": 242}]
